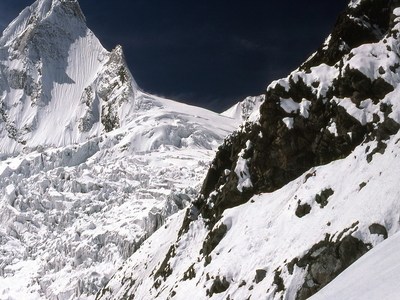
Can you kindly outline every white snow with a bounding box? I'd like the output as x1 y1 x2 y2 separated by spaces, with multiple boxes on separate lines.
280 98 311 118
268 78 290 92
348 0 362 8
327 121 338 136
335 98 383 125
322 34 332 50
280 98 299 113
282 117 294 129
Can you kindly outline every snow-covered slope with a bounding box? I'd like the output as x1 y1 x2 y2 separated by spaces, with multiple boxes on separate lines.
97 1 400 299
0 1 243 299
97 129 400 299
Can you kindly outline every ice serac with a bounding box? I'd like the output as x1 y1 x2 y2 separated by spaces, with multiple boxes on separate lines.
0 1 242 299
97 1 400 299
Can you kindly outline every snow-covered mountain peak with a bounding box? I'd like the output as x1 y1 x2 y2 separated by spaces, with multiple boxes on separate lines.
0 0 85 49
0 0 243 156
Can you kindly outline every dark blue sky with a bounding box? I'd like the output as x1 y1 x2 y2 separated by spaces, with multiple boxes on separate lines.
1 0 349 112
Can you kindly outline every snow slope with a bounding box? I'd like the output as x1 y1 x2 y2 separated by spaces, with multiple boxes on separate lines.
0 0 243 299
97 119 400 300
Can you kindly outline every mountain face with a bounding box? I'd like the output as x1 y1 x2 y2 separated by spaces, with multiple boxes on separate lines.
97 1 400 299
0 1 245 299
0 0 231 155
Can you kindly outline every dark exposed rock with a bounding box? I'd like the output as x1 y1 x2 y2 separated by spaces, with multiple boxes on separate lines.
204 255 212 267
294 233 371 300
154 245 176 282
207 276 230 296
101 103 120 132
359 182 367 190
273 270 285 295
201 224 228 257
389 63 400 73
366 141 387 162
375 117 400 141
304 170 316 183
295 202 312 218
369 223 388 239
315 188 334 208
182 264 196 281
254 269 267 284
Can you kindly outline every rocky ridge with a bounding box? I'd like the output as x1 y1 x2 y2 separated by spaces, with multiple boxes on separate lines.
196 0 400 226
